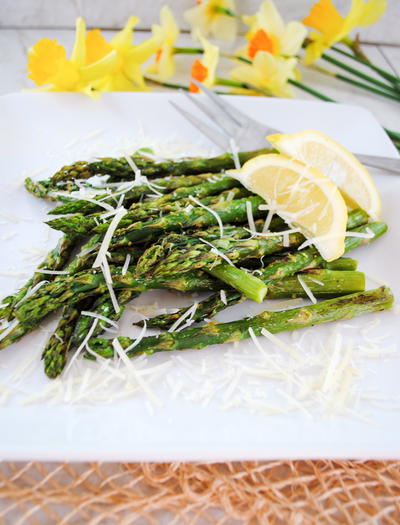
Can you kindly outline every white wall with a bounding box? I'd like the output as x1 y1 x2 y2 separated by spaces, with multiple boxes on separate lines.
1 0 399 44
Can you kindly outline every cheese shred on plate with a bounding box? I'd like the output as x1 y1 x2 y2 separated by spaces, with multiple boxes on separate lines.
189 196 224 238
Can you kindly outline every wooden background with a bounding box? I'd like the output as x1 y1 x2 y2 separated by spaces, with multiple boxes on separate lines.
1 0 399 44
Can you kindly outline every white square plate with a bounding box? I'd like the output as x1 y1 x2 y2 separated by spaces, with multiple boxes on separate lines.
0 93 399 462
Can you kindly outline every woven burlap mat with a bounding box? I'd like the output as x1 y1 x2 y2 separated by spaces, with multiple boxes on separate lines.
0 460 399 524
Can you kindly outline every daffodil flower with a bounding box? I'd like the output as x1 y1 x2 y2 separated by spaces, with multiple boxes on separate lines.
230 51 297 98
189 33 220 92
146 6 180 81
27 18 118 94
240 0 307 59
28 16 162 94
303 0 386 64
184 0 238 42
85 16 162 91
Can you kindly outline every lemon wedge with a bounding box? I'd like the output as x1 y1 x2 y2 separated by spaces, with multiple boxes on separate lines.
231 154 348 261
268 129 381 219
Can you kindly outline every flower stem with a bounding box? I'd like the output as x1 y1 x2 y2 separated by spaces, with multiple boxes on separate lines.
212 6 238 17
320 52 400 98
145 77 189 91
173 46 252 64
334 73 400 102
215 77 274 96
288 79 335 102
173 46 203 55
341 36 370 61
332 45 400 88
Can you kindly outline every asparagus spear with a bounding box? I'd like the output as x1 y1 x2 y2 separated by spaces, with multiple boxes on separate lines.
134 221 269 276
108 196 266 248
43 287 138 379
72 289 137 347
209 264 268 303
88 287 394 358
46 186 250 236
258 222 386 281
50 148 272 184
135 208 368 278
0 234 77 322
148 232 309 278
13 218 383 330
126 175 242 212
10 268 219 331
24 178 80 202
141 222 385 328
7 220 387 342
324 258 357 271
42 303 88 379
47 174 211 214
144 269 366 329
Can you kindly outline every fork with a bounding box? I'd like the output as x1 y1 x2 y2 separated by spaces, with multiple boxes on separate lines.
170 79 400 175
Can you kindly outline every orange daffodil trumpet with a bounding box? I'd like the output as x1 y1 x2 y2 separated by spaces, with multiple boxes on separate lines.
28 16 162 94
189 33 220 92
184 0 238 42
230 0 304 98
27 18 118 94
240 0 307 60
147 6 180 81
303 0 387 64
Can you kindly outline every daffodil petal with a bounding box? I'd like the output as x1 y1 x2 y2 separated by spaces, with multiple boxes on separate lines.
184 5 209 38
160 5 180 44
49 57 80 90
128 35 162 63
70 17 87 67
231 51 296 98
280 21 308 56
146 43 176 81
211 15 238 42
80 49 118 82
303 32 328 64
111 16 139 51
342 0 386 36
197 32 219 86
303 0 344 40
258 0 285 36
86 29 113 64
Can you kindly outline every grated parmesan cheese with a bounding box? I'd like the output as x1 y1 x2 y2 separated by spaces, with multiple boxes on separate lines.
198 238 235 267
246 200 256 234
92 207 127 268
189 196 224 238
168 302 198 333
297 275 317 304
121 254 131 276
36 269 70 275
220 290 227 305
229 138 241 169
81 311 119 329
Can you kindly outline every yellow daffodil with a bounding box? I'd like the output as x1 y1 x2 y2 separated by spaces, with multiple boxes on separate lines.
27 18 118 94
184 0 238 42
240 0 307 59
85 16 162 91
303 0 386 64
189 33 219 92
230 51 297 98
28 16 162 94
146 6 180 81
